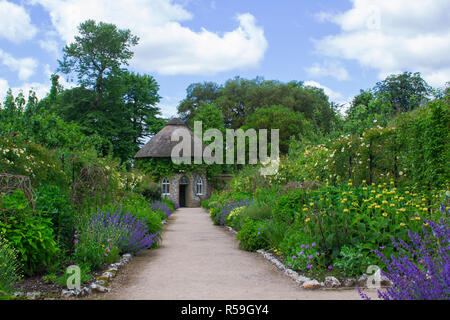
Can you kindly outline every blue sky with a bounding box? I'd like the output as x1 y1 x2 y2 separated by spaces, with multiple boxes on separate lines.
1 0 449 117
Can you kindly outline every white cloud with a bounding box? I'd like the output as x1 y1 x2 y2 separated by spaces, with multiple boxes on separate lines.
32 0 268 75
0 0 38 43
305 60 349 81
0 50 38 80
0 78 9 99
304 80 350 106
39 39 61 56
158 96 180 118
315 0 450 87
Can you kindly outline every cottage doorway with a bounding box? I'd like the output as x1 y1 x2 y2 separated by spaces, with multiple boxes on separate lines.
179 176 189 207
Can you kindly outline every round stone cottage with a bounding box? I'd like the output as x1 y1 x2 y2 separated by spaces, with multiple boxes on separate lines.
134 118 211 207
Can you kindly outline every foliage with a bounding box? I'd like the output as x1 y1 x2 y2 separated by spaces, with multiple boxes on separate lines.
334 244 375 277
0 233 22 295
360 203 450 300
226 206 245 231
276 98 449 191
236 217 268 252
373 72 432 113
240 205 272 222
178 76 339 138
191 103 225 134
0 191 59 275
151 199 175 219
36 185 75 251
58 19 139 108
210 197 252 226
243 105 314 153
74 207 159 269
394 98 449 189
284 241 326 276
0 134 68 188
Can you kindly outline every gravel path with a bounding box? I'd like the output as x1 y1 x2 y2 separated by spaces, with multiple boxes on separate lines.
92 207 377 300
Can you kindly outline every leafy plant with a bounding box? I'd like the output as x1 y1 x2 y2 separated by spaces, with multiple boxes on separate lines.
0 191 59 275
236 218 268 252
0 234 22 295
36 185 75 251
334 244 376 277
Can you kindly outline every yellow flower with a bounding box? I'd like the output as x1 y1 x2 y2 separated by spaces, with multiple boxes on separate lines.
400 223 406 227
382 212 388 217
382 200 388 205
363 187 368 191
303 207 309 212
309 202 314 207
343 209 349 213
305 218 311 223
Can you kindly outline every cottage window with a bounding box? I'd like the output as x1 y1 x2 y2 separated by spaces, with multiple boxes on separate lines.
196 178 203 195
162 178 170 195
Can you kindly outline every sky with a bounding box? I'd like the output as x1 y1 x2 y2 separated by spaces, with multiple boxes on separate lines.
0 0 449 117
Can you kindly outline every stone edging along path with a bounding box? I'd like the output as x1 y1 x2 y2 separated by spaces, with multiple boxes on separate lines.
60 219 169 299
225 226 392 291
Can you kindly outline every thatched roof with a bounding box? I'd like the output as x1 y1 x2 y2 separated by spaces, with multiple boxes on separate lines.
134 118 213 159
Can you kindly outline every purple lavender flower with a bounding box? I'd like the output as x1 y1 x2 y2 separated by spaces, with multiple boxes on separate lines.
360 202 450 300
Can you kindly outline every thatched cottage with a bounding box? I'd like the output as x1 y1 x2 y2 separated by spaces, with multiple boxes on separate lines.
134 118 211 207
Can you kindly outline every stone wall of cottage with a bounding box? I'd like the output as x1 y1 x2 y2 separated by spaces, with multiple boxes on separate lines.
162 172 210 207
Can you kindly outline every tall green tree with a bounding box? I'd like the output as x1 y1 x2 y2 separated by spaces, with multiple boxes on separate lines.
177 76 338 134
374 72 431 113
58 19 139 110
243 105 313 153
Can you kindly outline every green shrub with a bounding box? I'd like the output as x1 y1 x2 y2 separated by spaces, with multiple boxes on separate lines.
122 198 163 236
333 244 377 277
0 191 59 275
73 227 120 269
162 197 176 211
0 234 22 295
0 134 68 188
236 218 269 252
274 189 305 223
36 185 75 251
278 228 311 258
140 182 162 201
240 205 272 221
261 220 288 250
226 206 245 231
